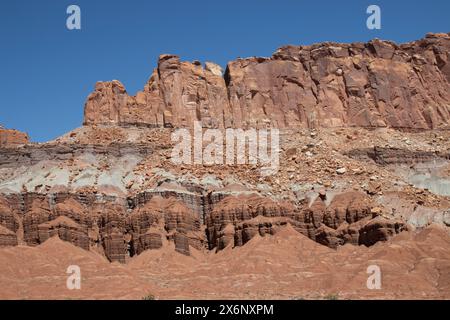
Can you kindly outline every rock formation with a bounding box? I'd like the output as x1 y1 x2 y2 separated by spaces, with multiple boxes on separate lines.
0 33 449 264
0 195 18 247
0 128 29 146
1 31 450 301
84 33 450 130
206 192 407 250
128 196 201 258
0 225 17 247
206 194 296 249
37 216 89 250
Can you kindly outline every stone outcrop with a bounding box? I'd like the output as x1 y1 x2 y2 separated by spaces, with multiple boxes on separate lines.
205 194 296 250
0 132 443 260
98 203 128 263
0 198 18 234
314 216 408 248
174 232 190 256
23 198 52 246
301 192 408 248
0 187 422 260
22 198 92 249
1 189 205 262
104 194 204 261
0 194 18 247
358 217 409 246
0 143 154 168
128 196 201 257
0 128 29 147
132 182 204 224
1 33 450 277
205 191 408 251
84 33 450 130
37 216 89 250
128 200 163 256
0 225 17 247
346 146 450 166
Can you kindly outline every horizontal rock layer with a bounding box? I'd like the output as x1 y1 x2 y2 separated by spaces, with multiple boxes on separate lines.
0 191 204 262
206 192 407 250
345 146 450 165
0 225 18 247
0 143 154 168
84 33 450 130
0 187 409 261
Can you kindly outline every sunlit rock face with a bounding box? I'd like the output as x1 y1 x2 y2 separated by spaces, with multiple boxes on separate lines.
84 33 450 130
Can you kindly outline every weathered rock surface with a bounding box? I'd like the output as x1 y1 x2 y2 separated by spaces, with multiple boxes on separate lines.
3 186 413 260
84 33 450 130
205 191 407 251
2 224 449 299
2 34 450 266
174 232 190 256
97 203 128 263
206 194 295 250
1 124 449 262
346 146 450 165
0 225 17 247
23 198 52 246
0 128 29 147
0 197 18 233
2 31 450 301
37 216 89 250
21 198 90 249
0 198 18 247
128 196 202 257
358 216 409 246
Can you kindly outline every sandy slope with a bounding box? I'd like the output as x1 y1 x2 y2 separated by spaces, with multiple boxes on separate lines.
0 225 449 300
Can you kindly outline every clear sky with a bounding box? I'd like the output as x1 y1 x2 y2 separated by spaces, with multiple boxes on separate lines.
1 0 449 142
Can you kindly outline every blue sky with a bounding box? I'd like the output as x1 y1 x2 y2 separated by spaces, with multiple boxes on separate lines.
0 0 449 142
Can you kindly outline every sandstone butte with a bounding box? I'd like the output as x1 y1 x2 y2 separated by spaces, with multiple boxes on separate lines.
84 32 450 130
0 33 450 300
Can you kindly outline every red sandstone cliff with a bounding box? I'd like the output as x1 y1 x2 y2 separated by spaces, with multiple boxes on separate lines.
84 33 450 130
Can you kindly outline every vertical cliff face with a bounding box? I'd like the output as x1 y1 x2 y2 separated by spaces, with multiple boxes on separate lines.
84 33 450 130
83 55 231 129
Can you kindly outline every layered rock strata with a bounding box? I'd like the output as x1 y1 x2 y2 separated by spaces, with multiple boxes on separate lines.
0 187 410 261
84 33 450 130
206 192 407 250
